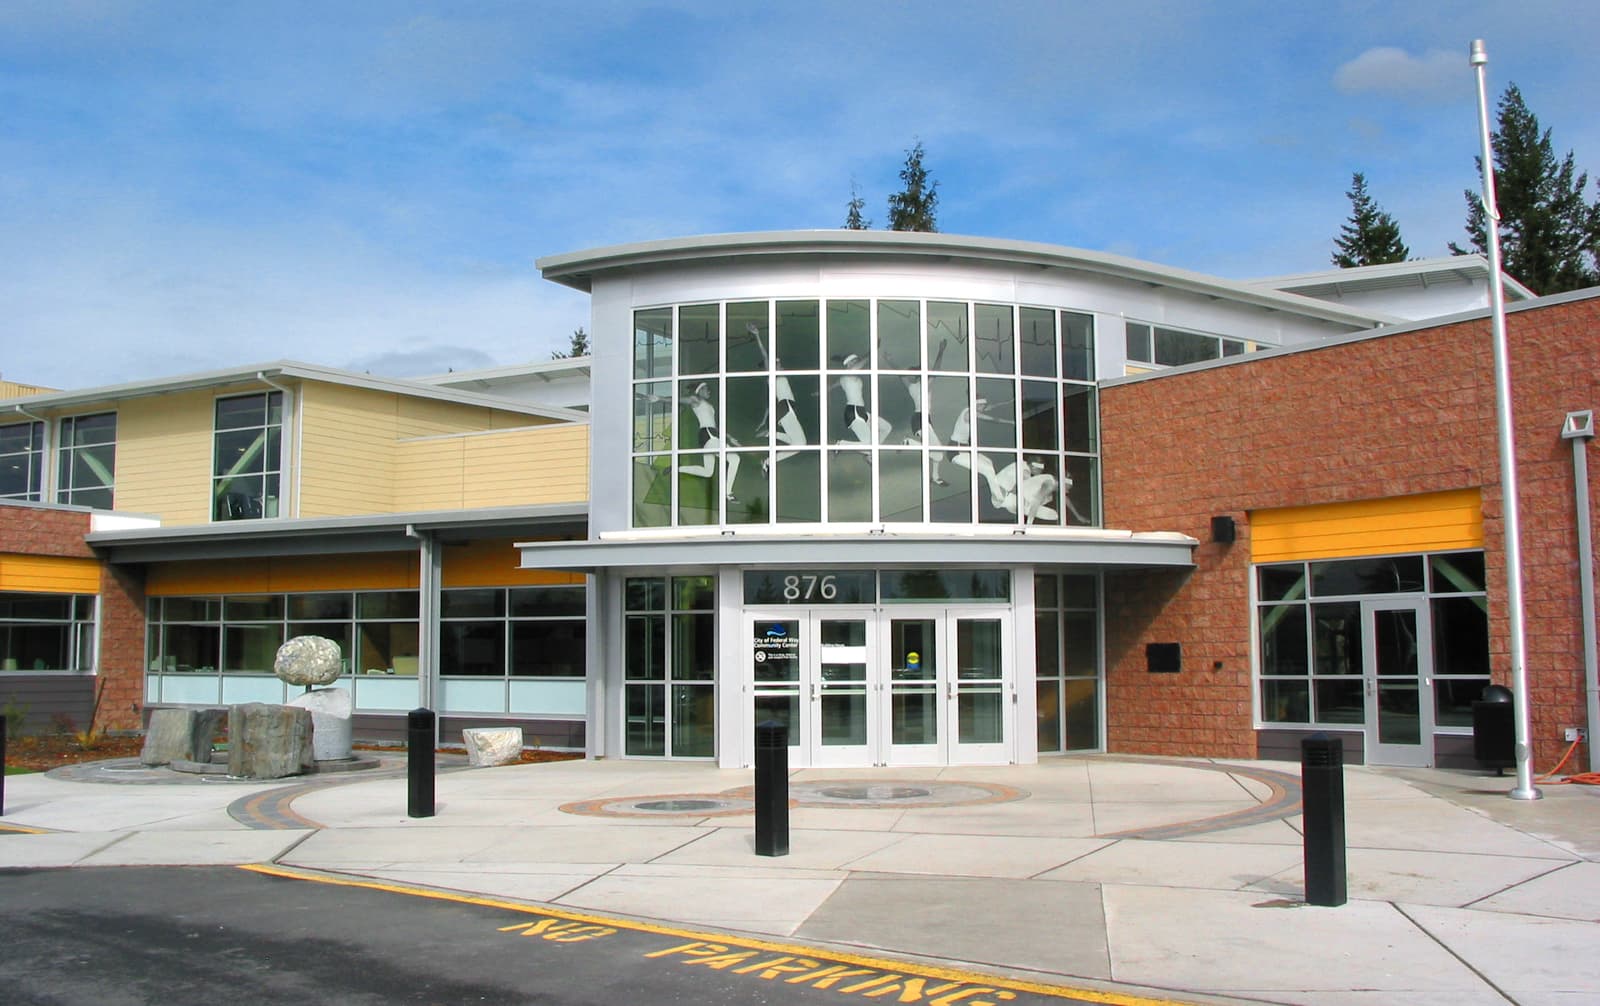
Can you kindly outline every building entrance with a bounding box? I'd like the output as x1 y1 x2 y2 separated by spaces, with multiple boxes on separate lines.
746 608 1013 767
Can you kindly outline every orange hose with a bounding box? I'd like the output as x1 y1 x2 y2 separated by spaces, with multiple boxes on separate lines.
1537 739 1600 784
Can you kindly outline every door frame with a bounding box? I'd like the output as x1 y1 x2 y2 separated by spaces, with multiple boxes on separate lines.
1361 597 1435 767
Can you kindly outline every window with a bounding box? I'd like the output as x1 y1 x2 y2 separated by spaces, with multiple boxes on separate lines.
439 586 587 679
1034 574 1100 752
1255 550 1489 730
0 421 44 501
214 391 283 520
629 298 1100 530
57 412 116 508
1 592 95 672
1125 322 1249 368
624 575 715 757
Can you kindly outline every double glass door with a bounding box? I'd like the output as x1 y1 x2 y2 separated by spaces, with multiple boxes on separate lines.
748 609 1011 767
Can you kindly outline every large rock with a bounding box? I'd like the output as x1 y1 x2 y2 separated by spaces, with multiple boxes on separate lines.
228 703 315 779
462 727 524 767
140 707 226 766
274 635 343 687
287 687 354 761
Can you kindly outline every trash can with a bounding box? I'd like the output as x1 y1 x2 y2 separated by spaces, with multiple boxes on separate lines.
1472 684 1515 775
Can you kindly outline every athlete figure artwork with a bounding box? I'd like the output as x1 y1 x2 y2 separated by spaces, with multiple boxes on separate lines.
835 354 891 445
750 323 808 474
947 398 1011 496
640 383 741 503
989 459 1060 524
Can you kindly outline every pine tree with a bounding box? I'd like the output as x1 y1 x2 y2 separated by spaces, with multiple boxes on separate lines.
844 179 870 229
1449 83 1600 294
552 327 589 360
886 140 939 232
1331 172 1410 268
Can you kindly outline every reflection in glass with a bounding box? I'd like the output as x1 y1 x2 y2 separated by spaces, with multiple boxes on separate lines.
827 299 870 364
1376 682 1421 744
1019 307 1056 377
878 300 920 369
974 378 1016 448
776 300 820 370
672 684 716 756
634 309 673 380
626 684 666 755
678 304 720 375
1430 552 1486 594
826 450 872 522
974 304 1014 374
1263 678 1310 722
1312 603 1360 675
1036 678 1061 750
892 689 938 745
926 301 968 371
1259 604 1309 675
1061 385 1097 454
1061 312 1094 381
1311 556 1425 596
878 449 924 522
726 301 767 372
632 456 672 528
1062 678 1097 750
1314 678 1364 723
775 451 821 522
958 689 1004 743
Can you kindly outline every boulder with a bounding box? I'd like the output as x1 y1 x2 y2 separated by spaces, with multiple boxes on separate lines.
462 727 524 767
140 707 225 766
273 635 343 687
287 687 354 761
227 703 315 779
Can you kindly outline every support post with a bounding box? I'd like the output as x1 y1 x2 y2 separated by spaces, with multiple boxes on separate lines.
1301 734 1347 907
754 720 789 857
1 715 7 816
407 707 436 819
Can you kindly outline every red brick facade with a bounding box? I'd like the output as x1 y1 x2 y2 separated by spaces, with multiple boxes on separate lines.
1100 293 1600 768
1 503 146 733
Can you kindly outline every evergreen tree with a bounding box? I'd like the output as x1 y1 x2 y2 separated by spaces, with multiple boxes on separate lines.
552 327 589 359
886 140 939 232
1331 172 1410 267
1449 83 1600 294
844 179 870 230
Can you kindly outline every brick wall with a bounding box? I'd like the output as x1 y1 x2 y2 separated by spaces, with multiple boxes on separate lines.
1100 293 1600 767
0 504 95 559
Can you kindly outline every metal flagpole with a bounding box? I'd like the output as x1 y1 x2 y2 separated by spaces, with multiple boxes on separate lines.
1470 38 1540 800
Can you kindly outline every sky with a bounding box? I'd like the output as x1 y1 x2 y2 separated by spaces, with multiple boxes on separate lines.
3 1 1597 390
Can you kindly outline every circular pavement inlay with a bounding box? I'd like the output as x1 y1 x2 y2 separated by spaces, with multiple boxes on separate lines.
818 785 932 801
634 799 725 812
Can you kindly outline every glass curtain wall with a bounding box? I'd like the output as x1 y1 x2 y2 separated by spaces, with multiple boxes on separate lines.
631 300 1097 529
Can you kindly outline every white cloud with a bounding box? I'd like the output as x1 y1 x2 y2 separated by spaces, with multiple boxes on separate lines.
1334 47 1462 102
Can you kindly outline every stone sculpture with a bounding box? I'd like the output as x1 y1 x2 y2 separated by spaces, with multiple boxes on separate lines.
274 634 354 762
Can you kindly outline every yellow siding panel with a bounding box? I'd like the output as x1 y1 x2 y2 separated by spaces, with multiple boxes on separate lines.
298 383 400 516
112 390 216 525
147 553 418 595
393 425 589 511
1251 489 1484 563
441 538 585 587
0 554 101 593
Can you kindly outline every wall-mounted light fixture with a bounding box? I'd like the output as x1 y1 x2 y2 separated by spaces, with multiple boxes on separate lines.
1210 515 1236 544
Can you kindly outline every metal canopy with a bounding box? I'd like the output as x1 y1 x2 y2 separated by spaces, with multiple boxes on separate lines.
516 529 1197 573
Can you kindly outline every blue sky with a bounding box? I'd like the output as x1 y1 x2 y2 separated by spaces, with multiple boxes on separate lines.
4 1 1597 389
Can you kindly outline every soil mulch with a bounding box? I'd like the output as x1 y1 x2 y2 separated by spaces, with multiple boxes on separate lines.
4 734 581 773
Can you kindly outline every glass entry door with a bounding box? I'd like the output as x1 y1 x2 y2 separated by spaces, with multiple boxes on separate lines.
1363 599 1434 767
748 608 1012 767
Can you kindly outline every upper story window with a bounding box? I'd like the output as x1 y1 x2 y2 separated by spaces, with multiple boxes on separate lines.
213 391 283 521
0 421 44 501
1125 322 1247 368
56 412 116 509
630 298 1098 530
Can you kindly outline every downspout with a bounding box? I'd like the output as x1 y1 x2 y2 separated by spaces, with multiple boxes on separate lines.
405 523 441 745
1561 411 1598 772
256 372 296 518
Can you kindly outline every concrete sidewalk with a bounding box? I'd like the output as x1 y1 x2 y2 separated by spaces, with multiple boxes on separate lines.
3 754 1597 1005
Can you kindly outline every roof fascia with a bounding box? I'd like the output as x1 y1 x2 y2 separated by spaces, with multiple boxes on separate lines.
537 231 1399 329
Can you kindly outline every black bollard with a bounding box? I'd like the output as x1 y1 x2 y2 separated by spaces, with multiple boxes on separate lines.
754 720 789 857
407 707 436 819
1301 733 1347 907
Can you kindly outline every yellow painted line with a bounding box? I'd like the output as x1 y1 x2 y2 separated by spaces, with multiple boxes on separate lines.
238 862 1195 1006
0 823 51 835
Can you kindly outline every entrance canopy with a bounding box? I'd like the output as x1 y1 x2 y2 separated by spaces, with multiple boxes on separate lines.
517 527 1196 572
